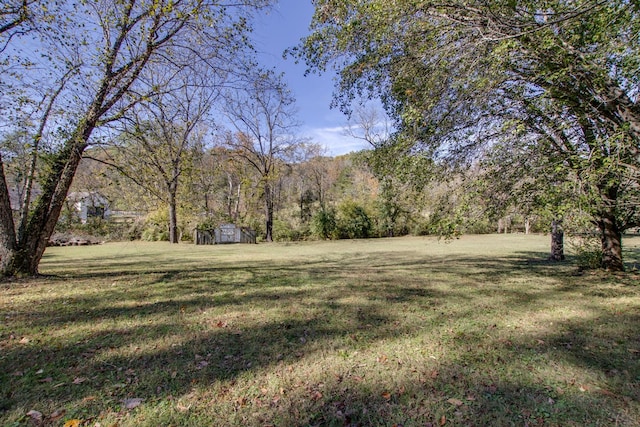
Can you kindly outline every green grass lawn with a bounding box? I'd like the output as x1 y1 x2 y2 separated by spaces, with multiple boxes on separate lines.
1 234 639 426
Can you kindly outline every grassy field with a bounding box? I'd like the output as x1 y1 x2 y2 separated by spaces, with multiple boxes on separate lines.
1 234 639 426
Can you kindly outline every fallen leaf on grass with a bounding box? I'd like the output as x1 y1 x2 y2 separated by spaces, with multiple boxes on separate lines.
49 409 66 421
122 398 144 409
26 410 43 422
39 377 53 383
63 420 81 427
447 398 464 406
381 392 392 401
176 402 191 413
440 414 447 425
72 377 87 384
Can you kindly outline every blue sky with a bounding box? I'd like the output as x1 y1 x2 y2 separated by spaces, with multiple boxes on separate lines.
253 0 370 156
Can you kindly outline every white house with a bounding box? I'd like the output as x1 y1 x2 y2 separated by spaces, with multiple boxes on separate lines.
67 192 111 223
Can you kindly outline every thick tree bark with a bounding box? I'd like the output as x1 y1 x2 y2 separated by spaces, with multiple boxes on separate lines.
594 183 625 271
1 120 94 276
549 219 565 262
264 181 273 242
168 186 179 244
0 156 18 275
597 211 624 271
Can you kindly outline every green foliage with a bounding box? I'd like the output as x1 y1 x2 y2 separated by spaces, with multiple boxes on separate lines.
310 207 338 240
273 218 309 242
463 217 495 235
426 210 463 239
80 218 145 242
244 216 265 242
569 234 604 270
124 219 144 241
55 202 82 232
141 209 170 242
336 200 372 239
299 0 640 270
196 216 218 231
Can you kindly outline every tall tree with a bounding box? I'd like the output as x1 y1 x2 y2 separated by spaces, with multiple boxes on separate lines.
110 67 218 243
298 0 640 270
221 69 301 242
0 0 272 276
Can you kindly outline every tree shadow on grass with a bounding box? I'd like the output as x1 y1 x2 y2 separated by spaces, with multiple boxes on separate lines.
2 247 639 425
251 309 640 427
1 296 403 420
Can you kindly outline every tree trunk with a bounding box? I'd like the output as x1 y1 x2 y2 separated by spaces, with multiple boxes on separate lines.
595 183 625 271
597 211 624 271
549 219 565 261
525 217 531 235
1 121 94 276
264 182 273 242
0 156 18 276
168 188 179 244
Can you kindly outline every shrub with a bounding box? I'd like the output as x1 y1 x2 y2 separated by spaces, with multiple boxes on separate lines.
141 209 169 242
337 201 372 239
569 234 603 270
273 219 308 242
311 207 338 240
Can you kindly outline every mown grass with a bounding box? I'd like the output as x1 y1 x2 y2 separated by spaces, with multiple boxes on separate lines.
1 234 639 426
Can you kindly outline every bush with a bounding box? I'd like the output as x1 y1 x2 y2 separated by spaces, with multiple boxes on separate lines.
196 216 218 231
141 209 169 242
337 201 372 239
569 234 603 270
124 219 144 241
55 212 143 242
311 207 337 240
273 219 307 241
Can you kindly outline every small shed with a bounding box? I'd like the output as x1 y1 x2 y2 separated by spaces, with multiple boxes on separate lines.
67 192 111 223
194 223 256 245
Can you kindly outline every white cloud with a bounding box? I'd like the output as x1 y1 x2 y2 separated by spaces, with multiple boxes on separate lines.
305 125 370 156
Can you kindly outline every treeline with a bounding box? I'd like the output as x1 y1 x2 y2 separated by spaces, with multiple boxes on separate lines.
62 145 553 243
